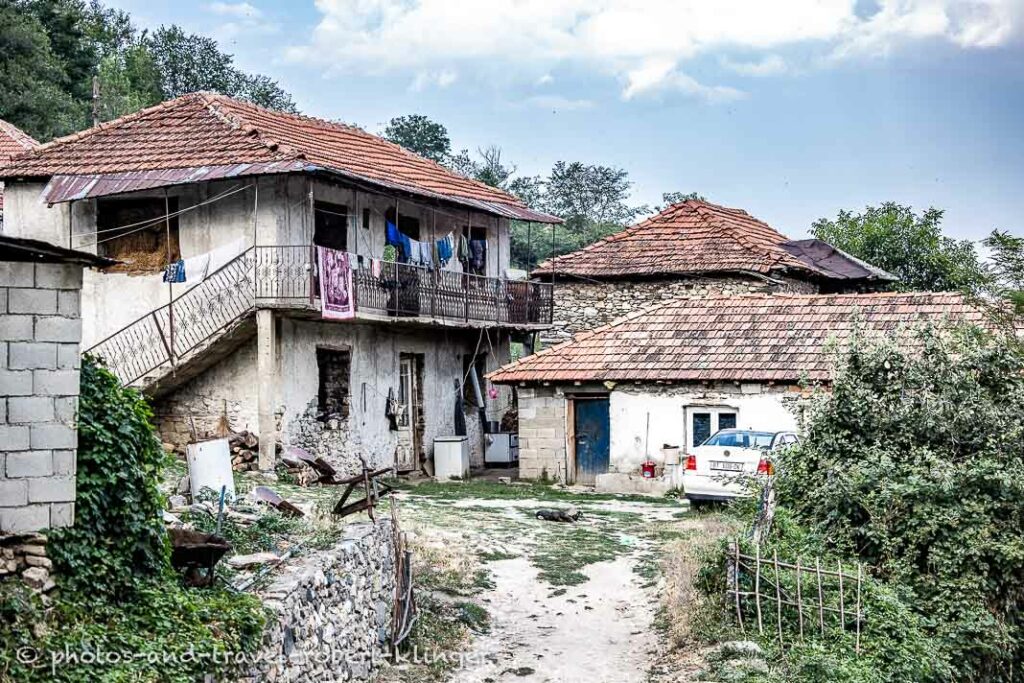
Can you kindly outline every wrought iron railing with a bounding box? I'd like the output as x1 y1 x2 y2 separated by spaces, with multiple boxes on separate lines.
87 245 553 386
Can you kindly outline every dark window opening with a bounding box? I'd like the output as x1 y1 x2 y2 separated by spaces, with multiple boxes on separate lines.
462 353 488 408
718 413 737 430
463 225 487 275
96 197 180 273
314 201 348 251
385 207 420 240
316 347 351 422
362 208 371 230
692 412 711 447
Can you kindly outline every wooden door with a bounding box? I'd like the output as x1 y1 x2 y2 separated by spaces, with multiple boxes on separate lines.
574 397 610 485
396 355 422 472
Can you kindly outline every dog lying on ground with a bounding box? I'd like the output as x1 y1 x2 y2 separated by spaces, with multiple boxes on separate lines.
535 506 582 523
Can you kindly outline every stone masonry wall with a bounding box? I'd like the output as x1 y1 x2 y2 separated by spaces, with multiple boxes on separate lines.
544 274 819 344
516 386 567 482
0 261 82 534
241 518 396 683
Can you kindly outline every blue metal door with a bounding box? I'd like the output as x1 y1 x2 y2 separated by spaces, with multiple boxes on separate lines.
574 398 610 485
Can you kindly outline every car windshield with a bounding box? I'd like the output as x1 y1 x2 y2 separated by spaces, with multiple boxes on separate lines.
702 430 775 448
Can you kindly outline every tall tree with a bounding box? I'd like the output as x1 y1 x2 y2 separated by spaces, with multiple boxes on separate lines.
811 202 986 293
983 229 1024 315
383 114 451 163
0 0 80 139
543 161 647 240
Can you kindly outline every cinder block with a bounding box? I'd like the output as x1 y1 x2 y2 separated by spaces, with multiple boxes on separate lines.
0 263 34 288
9 342 57 369
52 450 76 476
0 288 7 314
57 290 80 316
0 479 28 507
0 315 33 341
0 370 33 395
33 370 80 396
34 264 82 289
0 505 50 534
8 288 57 315
5 451 53 478
7 397 54 424
53 397 78 423
31 424 76 449
34 317 82 343
28 476 75 503
0 425 30 450
57 343 81 369
50 502 74 528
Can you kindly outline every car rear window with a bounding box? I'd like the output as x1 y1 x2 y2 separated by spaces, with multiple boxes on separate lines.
703 431 775 448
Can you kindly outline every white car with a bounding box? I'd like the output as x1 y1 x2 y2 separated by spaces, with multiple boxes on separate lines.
682 429 798 503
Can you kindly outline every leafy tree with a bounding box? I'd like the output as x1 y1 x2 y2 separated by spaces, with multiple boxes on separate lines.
656 191 706 211
383 114 451 162
0 0 80 139
811 203 986 293
543 161 647 238
777 323 1024 681
983 230 1024 311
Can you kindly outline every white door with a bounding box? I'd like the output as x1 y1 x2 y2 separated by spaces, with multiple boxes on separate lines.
685 406 738 451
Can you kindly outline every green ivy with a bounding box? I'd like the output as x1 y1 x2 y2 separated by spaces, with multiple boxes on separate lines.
48 356 170 597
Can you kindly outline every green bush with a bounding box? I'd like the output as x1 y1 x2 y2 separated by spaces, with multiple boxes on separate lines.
777 324 1024 681
48 356 170 597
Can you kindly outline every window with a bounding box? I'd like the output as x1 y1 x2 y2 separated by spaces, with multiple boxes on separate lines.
314 201 348 251
96 197 179 273
316 348 351 421
692 412 712 447
385 207 420 239
687 407 738 450
703 431 775 448
718 413 737 430
462 353 488 407
463 226 487 275
362 208 371 230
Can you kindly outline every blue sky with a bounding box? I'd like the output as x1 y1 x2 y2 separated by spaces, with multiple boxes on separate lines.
108 1 1024 243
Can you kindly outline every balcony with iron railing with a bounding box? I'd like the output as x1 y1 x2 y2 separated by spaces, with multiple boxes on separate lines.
87 245 553 387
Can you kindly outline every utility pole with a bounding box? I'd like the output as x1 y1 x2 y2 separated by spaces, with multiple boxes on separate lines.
91 75 100 127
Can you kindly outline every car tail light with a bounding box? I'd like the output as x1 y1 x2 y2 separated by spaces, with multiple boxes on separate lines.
757 457 774 476
685 454 697 471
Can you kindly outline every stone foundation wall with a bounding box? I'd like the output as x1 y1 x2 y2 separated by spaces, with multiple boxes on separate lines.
241 518 396 682
544 275 818 344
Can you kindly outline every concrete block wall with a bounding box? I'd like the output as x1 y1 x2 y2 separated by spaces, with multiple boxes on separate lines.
0 261 82 534
516 386 568 482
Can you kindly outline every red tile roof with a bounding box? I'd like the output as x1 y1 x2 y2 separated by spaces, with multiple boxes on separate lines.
532 200 817 279
0 119 38 212
489 291 984 384
0 93 550 219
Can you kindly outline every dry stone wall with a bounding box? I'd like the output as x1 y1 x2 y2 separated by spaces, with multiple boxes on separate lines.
544 274 818 343
241 518 395 683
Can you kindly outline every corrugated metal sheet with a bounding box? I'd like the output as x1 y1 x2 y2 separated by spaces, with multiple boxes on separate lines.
41 162 563 224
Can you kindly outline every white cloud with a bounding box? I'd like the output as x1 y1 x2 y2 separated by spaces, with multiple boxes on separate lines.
722 54 789 77
410 69 458 91
287 0 1022 101
522 95 595 110
207 2 263 18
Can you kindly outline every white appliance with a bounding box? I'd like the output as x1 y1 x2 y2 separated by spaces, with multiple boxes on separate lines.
186 438 235 501
485 433 519 466
434 436 470 481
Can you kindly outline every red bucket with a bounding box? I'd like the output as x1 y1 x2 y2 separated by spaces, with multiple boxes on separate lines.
641 460 656 478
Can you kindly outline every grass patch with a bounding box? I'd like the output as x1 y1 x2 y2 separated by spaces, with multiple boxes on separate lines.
479 549 519 562
400 480 682 507
455 601 491 633
530 526 629 586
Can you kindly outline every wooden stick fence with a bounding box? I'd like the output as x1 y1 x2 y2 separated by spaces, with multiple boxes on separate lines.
727 541 865 653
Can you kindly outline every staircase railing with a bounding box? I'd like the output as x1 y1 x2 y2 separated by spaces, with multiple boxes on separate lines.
87 249 257 386
87 246 555 386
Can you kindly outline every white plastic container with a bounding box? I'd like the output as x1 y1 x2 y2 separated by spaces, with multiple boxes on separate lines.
186 438 235 501
434 436 470 481
662 445 681 466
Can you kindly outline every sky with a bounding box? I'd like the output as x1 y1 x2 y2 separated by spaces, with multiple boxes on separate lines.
106 0 1024 243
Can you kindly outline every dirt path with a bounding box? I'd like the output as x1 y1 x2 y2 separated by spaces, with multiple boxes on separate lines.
387 482 711 683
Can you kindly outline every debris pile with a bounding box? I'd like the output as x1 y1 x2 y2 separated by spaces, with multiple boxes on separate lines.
0 534 55 593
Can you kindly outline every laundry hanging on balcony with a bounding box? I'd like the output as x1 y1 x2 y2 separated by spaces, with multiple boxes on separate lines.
317 246 355 320
436 232 454 267
385 220 412 264
161 237 248 283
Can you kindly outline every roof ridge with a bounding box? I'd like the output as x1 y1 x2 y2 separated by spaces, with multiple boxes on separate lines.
0 119 38 151
203 93 527 208
198 93 302 161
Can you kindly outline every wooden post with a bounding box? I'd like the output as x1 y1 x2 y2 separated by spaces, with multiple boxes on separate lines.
164 190 176 371
838 559 846 629
755 543 764 635
816 557 825 634
795 556 804 641
308 188 316 306
773 549 784 647
733 541 744 633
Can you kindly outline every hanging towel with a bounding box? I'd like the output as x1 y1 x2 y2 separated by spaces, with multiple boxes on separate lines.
206 237 248 275
181 252 211 282
163 259 185 283
418 240 434 269
457 234 469 264
436 232 453 267
370 258 383 278
317 246 355 320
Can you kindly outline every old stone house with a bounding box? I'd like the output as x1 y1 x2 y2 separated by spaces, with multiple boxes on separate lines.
489 292 980 485
532 199 895 344
0 119 39 232
0 235 112 539
0 93 558 476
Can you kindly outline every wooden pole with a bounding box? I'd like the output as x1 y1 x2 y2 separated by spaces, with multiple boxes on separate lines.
816 557 825 634
796 556 804 641
164 190 176 371
855 563 863 653
755 543 763 635
838 559 846 630
773 549 784 647
733 541 744 633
